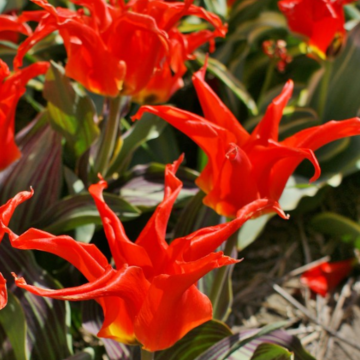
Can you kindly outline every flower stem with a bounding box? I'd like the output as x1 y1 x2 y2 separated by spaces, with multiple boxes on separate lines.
94 95 125 177
208 230 237 321
141 348 155 360
258 58 276 108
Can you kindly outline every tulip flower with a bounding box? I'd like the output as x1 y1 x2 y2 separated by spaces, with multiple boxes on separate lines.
0 59 49 170
0 13 32 43
0 187 34 309
14 0 226 99
278 0 355 58
3 156 286 351
301 258 356 297
133 63 360 218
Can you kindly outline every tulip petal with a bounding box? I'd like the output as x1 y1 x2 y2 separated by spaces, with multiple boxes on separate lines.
0 189 34 241
0 273 7 310
0 14 32 37
14 265 150 345
135 155 183 273
135 252 233 351
7 228 108 281
270 118 360 199
174 198 287 261
133 105 235 194
251 80 293 143
192 63 249 145
89 180 153 271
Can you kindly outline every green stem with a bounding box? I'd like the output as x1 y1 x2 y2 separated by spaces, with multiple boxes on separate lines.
258 58 276 107
141 348 155 360
317 60 333 121
94 95 123 176
208 231 237 320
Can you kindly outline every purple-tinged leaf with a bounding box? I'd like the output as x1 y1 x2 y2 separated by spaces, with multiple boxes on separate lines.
34 192 140 238
115 162 198 210
0 114 62 233
194 325 315 360
0 240 72 360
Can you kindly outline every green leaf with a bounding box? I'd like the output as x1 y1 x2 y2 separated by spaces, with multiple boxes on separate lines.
155 320 232 360
250 343 293 360
311 212 360 248
0 0 27 12
307 23 360 177
0 292 28 360
107 112 166 177
196 52 258 116
43 61 100 158
35 193 141 237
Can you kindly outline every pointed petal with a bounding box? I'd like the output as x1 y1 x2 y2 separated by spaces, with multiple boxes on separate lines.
7 228 108 281
0 14 32 36
270 117 360 199
133 105 235 194
135 155 183 272
13 265 149 306
0 189 34 241
282 118 360 149
173 199 287 261
89 179 153 271
251 80 293 143
192 62 249 145
249 140 320 198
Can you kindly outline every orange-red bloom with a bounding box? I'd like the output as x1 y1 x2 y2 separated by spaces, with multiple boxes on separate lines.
0 13 32 43
301 258 355 297
133 64 360 218
0 188 34 309
3 156 285 351
15 0 226 99
0 60 49 170
278 0 355 58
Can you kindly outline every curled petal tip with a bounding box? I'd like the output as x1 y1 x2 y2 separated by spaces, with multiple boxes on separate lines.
271 202 289 220
97 173 105 181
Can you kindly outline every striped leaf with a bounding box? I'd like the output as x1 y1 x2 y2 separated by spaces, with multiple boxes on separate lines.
155 320 232 360
34 192 141 237
194 327 315 360
0 240 72 360
0 115 62 233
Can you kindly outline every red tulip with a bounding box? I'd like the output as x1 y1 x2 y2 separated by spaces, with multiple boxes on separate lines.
0 13 32 44
4 156 286 351
133 63 360 218
0 60 49 171
301 258 355 297
15 0 226 99
278 0 355 58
